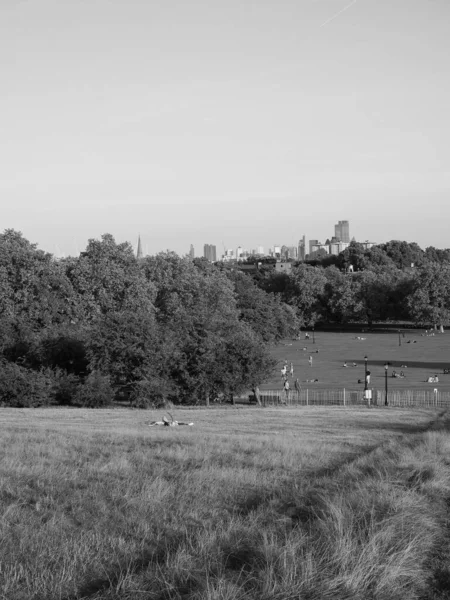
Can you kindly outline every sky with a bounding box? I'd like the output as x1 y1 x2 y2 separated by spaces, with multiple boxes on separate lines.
1 0 449 257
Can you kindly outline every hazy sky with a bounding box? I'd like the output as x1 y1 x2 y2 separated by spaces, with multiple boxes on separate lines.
1 0 449 257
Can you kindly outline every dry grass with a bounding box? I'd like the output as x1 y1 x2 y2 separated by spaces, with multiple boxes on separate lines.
1 406 450 599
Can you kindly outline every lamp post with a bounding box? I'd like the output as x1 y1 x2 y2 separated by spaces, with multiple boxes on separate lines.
312 326 315 344
384 363 389 406
364 355 368 393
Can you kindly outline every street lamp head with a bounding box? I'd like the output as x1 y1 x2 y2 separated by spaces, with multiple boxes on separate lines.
364 355 368 362
384 363 389 371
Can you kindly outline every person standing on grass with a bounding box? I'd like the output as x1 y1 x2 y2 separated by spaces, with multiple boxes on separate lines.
283 379 290 402
290 362 294 378
252 386 262 406
294 378 301 393
309 355 313 367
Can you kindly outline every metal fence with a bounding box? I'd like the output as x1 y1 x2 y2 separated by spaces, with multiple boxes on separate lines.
258 389 450 409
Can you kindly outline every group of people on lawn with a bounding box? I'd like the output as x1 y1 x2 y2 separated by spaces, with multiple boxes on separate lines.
280 360 302 399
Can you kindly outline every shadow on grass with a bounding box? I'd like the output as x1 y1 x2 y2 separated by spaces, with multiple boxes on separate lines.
346 418 437 435
61 531 200 600
303 411 444 482
347 360 450 370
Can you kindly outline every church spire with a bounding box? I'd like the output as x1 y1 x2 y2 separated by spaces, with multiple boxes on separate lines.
136 235 143 260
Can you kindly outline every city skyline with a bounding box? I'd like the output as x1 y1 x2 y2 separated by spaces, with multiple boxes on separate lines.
1 0 449 257
4 217 448 260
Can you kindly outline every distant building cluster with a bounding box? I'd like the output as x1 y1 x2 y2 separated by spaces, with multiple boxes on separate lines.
139 219 376 262
201 220 374 263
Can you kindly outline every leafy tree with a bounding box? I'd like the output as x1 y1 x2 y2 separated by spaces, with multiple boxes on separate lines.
407 263 450 330
424 246 450 265
65 233 156 321
210 324 276 400
225 270 298 342
363 247 397 273
322 266 363 323
380 240 425 269
258 271 291 296
142 253 274 403
0 230 77 348
307 248 328 261
74 371 115 407
33 328 89 376
336 241 367 272
351 271 395 325
284 264 327 326
51 369 81 406
86 309 169 403
0 359 54 407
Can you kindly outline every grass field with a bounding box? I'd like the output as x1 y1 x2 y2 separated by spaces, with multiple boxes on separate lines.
2 406 450 599
263 329 450 392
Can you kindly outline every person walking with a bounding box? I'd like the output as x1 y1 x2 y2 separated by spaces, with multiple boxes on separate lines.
294 378 301 393
309 355 313 367
290 362 294 378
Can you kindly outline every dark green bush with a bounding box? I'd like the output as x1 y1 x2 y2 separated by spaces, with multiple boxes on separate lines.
0 360 54 407
129 378 169 409
74 371 115 407
51 368 81 406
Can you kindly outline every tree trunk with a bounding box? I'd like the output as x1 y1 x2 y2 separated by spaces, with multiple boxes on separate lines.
440 324 445 333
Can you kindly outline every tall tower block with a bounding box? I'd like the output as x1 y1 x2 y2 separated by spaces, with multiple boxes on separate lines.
136 235 143 260
334 221 350 243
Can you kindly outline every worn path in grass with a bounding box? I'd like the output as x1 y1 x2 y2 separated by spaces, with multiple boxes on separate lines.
265 329 450 392
0 406 447 600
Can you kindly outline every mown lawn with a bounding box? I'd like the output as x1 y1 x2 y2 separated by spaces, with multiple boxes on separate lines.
1 406 450 599
264 329 450 392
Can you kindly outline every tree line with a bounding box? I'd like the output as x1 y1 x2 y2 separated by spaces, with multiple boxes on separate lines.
0 230 295 407
252 240 450 329
1 231 449 408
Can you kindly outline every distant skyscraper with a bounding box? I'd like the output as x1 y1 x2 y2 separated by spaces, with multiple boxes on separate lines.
189 244 195 259
298 235 306 261
309 239 319 255
334 221 350 243
136 235 143 260
203 244 217 262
